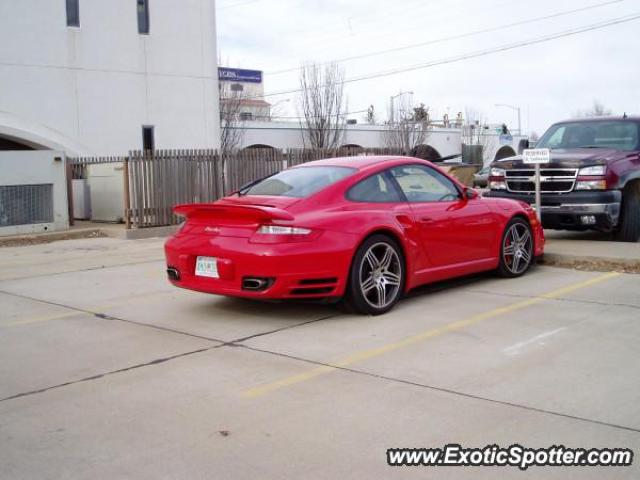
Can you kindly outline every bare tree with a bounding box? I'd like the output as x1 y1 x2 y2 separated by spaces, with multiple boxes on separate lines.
384 95 430 154
218 81 248 191
461 107 491 147
461 107 492 165
219 82 247 155
576 100 612 118
297 62 346 150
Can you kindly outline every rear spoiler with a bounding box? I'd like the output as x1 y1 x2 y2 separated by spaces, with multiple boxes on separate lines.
173 203 294 222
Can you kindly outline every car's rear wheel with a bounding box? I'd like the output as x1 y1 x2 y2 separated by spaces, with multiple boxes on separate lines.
343 235 405 315
615 182 640 242
497 217 534 278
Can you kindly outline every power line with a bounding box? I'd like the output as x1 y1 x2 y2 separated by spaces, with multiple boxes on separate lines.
218 0 264 11
267 0 624 75
248 12 640 100
259 0 450 53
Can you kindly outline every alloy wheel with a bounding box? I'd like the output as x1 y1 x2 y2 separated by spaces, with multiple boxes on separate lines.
502 222 533 275
359 242 402 309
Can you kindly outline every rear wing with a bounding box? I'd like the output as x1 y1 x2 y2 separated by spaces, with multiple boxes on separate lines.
173 203 294 222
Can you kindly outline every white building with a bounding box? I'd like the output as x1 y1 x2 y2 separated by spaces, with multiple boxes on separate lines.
0 0 220 156
218 67 271 121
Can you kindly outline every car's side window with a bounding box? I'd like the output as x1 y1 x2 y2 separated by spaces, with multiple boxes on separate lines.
390 165 460 203
347 172 403 203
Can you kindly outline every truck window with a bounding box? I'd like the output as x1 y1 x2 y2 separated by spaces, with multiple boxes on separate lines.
537 121 639 151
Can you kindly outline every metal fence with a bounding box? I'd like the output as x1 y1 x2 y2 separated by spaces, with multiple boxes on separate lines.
67 147 410 229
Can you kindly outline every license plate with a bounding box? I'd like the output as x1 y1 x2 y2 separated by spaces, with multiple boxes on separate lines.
195 256 219 278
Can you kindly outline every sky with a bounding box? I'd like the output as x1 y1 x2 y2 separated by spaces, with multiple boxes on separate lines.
215 0 640 136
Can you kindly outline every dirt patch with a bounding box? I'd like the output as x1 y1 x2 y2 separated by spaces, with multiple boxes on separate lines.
540 254 640 274
0 229 108 248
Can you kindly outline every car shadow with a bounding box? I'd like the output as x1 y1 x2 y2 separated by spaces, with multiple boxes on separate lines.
192 295 336 319
185 271 506 320
404 271 495 301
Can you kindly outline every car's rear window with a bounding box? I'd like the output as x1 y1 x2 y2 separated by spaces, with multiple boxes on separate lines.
537 121 639 151
241 166 356 198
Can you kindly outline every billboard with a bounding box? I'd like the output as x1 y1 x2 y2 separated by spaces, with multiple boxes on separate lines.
218 67 262 83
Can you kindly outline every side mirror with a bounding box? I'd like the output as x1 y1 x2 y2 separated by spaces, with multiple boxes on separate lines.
464 187 479 200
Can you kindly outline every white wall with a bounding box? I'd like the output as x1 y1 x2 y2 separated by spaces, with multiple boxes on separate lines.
235 122 527 164
0 151 69 236
235 122 463 158
0 0 220 156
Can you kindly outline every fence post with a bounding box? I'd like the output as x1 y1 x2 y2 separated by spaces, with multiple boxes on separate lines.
123 155 131 229
65 156 75 227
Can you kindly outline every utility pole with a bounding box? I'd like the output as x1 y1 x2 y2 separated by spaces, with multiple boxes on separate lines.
389 91 413 125
495 103 521 135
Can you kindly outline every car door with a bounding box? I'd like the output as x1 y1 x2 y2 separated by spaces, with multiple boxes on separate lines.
389 164 495 267
447 194 497 262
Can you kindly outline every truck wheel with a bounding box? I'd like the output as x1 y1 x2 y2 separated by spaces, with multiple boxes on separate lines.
615 182 640 242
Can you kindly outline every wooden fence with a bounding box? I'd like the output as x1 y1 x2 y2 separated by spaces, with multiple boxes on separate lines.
68 147 413 229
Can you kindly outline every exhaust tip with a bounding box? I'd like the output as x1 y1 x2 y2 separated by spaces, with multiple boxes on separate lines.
167 267 180 281
242 277 274 291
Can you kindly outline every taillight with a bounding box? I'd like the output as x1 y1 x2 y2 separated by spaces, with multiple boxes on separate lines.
249 225 321 243
257 225 312 235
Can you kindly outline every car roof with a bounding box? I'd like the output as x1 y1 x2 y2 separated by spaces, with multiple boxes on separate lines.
554 115 640 124
294 155 421 170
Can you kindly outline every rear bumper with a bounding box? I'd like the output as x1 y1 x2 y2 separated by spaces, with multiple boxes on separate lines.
485 190 621 230
164 231 355 299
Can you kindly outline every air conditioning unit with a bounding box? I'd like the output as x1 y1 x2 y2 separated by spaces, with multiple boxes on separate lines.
87 163 124 222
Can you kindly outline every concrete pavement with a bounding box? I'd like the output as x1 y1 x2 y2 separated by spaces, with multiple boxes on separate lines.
0 237 638 479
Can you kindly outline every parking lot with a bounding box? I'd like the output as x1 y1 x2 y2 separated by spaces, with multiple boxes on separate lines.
1 236 639 479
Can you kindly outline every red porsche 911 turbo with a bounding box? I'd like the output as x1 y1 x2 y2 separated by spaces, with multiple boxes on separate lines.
165 156 544 315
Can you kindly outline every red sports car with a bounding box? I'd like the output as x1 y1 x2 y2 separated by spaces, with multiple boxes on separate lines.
165 156 544 315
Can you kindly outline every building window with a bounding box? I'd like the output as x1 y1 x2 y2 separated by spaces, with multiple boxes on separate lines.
240 112 253 121
137 0 150 34
142 126 155 152
230 84 244 92
66 0 80 27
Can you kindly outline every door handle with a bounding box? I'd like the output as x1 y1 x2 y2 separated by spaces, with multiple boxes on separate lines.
420 217 435 224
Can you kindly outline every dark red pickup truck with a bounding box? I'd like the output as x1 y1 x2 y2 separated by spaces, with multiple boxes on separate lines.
485 116 640 241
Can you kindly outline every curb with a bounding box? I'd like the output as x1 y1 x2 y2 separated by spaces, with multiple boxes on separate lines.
0 229 108 248
122 225 179 240
540 253 640 274
0 225 178 247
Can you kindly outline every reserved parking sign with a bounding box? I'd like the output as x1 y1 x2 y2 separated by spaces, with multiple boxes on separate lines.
522 148 551 164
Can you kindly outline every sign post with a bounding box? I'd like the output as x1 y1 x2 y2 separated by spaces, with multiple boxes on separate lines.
522 148 551 221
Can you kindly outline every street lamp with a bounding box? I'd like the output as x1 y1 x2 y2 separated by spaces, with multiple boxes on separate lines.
269 98 290 120
495 103 521 135
390 91 413 124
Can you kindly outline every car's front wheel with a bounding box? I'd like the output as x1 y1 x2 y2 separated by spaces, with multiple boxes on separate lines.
497 217 534 278
344 234 405 315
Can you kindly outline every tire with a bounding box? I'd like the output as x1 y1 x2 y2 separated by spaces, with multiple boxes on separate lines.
615 182 640 242
497 217 534 278
343 234 405 315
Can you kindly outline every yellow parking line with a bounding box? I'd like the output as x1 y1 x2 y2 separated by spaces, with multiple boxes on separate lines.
243 272 620 399
3 310 81 327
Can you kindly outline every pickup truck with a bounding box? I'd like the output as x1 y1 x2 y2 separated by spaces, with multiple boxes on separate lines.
485 116 640 241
